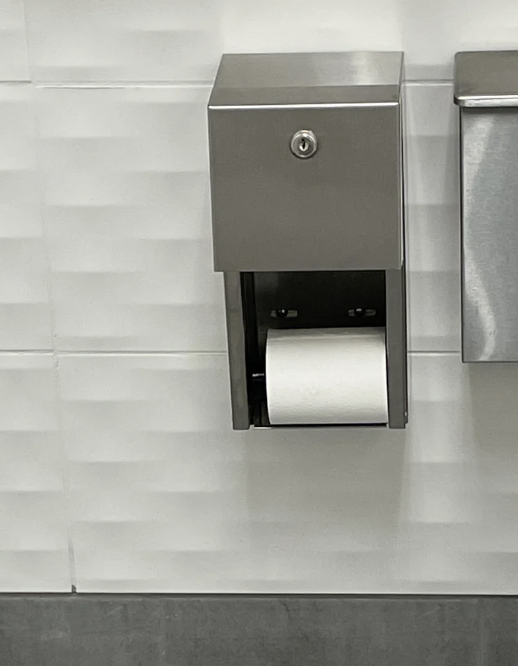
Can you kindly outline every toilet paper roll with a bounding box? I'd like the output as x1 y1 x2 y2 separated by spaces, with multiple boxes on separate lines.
266 327 388 425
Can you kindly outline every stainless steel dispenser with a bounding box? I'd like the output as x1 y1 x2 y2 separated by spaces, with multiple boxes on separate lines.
208 51 407 429
455 51 518 362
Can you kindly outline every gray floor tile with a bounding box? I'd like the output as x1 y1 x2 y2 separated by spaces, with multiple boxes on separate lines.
480 598 518 666
68 597 165 666
0 597 72 666
164 597 480 666
0 595 483 666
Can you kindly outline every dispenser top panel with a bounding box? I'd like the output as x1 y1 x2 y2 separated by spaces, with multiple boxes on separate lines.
209 52 403 109
455 51 518 108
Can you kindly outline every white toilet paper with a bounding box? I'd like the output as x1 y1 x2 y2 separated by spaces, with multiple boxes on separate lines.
266 327 388 425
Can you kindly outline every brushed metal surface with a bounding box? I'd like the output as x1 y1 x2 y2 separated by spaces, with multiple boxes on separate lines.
386 267 408 427
223 273 250 430
209 105 402 272
455 51 518 108
209 52 403 108
209 51 403 273
460 108 518 361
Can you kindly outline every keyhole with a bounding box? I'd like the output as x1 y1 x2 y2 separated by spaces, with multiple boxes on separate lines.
290 130 317 159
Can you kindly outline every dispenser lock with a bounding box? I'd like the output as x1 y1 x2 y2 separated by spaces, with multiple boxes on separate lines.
290 130 318 159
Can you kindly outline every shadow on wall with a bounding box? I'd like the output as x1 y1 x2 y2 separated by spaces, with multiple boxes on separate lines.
243 426 405 590
467 363 518 586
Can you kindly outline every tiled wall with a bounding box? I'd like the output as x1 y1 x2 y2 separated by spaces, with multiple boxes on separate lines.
2 0 518 593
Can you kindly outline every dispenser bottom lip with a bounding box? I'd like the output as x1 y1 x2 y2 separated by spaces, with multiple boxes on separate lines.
253 421 388 429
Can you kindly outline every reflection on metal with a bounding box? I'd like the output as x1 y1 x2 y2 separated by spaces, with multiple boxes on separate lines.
455 51 518 361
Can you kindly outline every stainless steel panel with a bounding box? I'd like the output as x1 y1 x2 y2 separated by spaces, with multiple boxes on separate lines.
209 103 402 272
460 108 518 361
223 273 250 429
385 267 407 427
209 52 403 108
455 51 518 108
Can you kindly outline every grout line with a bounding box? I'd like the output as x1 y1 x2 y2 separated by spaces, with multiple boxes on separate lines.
409 350 460 356
0 80 31 85
55 350 229 357
0 349 461 357
0 350 53 355
30 89 78 593
405 79 454 85
3 79 456 90
18 0 32 84
51 353 78 592
477 597 485 666
32 80 215 89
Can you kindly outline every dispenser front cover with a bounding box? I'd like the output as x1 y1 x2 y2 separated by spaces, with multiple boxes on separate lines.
209 103 403 273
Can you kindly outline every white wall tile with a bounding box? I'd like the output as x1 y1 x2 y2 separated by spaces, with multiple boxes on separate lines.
2 7 516 596
0 1 29 81
37 86 226 352
408 271 460 352
20 0 518 85
58 351 518 593
0 84 52 350
222 0 518 80
222 0 402 64
0 353 70 591
402 0 518 79
405 83 460 351
24 0 221 82
59 352 248 591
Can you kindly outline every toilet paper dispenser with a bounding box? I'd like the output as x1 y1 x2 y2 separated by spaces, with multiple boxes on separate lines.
208 51 408 429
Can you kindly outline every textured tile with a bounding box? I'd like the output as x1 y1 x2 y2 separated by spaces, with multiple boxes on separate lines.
408 270 460 352
58 352 249 592
24 0 221 82
57 351 518 593
402 0 518 79
0 1 29 81
222 0 402 66
58 352 404 592
405 84 460 352
37 86 225 352
23 0 518 83
405 84 458 209
0 84 52 351
0 354 70 591
222 0 518 80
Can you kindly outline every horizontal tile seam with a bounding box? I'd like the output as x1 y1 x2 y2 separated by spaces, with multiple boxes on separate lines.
0 79 455 90
55 350 229 357
33 81 215 89
0 350 53 355
0 350 461 358
0 592 494 599
405 79 454 86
